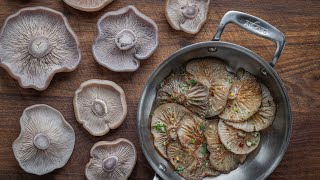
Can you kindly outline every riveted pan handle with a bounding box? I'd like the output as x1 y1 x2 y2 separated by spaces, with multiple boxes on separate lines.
213 11 285 67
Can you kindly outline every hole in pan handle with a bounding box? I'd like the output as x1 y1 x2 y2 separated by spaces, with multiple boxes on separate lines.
212 11 285 67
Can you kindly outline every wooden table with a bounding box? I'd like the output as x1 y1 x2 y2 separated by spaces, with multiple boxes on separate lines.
0 0 319 179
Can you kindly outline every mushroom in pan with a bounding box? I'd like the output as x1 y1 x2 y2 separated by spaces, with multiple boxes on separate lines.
74 79 127 136
151 103 194 158
204 119 221 145
186 58 234 117
225 84 276 132
157 73 209 117
93 5 159 72
218 120 260 155
12 104 75 175
85 139 136 180
63 0 113 12
165 0 210 34
0 7 81 91
219 70 262 122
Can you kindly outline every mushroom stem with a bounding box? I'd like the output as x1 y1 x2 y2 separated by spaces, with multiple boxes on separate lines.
102 156 118 172
33 133 50 150
181 4 199 19
115 29 137 50
92 99 108 117
28 36 52 58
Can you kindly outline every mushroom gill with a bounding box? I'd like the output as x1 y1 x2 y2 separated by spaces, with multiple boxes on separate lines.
63 0 113 12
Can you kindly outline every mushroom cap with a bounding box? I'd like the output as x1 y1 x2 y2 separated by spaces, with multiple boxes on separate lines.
85 138 137 180
218 120 260 154
207 144 246 173
219 70 262 122
74 79 127 136
204 119 221 145
0 7 81 91
151 103 194 158
63 0 113 12
165 0 210 34
166 142 195 170
186 59 233 117
93 5 159 72
12 104 75 175
157 73 209 117
225 84 276 132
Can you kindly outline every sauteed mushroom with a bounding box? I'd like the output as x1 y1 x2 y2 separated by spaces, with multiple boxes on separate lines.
63 0 113 12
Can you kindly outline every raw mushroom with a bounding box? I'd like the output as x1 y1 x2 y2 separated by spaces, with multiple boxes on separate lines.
63 0 113 12
74 79 127 136
225 84 276 132
186 59 234 117
218 120 260 155
219 70 262 122
165 0 210 34
85 139 136 180
93 5 159 72
151 103 194 158
0 7 81 91
157 73 209 117
12 104 75 175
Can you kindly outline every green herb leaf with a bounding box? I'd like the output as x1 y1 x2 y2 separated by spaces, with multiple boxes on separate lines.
201 143 208 155
176 166 184 172
190 79 197 86
153 121 167 133
200 124 206 131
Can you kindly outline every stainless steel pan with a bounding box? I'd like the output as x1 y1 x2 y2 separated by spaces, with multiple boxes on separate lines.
137 11 291 180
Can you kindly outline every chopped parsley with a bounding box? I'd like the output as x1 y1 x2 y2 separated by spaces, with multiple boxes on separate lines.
190 138 196 144
176 166 184 172
233 107 239 112
190 79 197 86
201 143 208 155
153 121 167 133
200 124 206 131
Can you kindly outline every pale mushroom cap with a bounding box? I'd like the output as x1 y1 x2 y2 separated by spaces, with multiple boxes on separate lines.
186 59 233 117
204 119 221 145
63 0 113 12
93 5 159 72
85 138 137 180
0 7 81 91
157 73 209 117
225 84 276 132
218 120 260 155
74 79 127 136
12 104 75 175
219 70 262 122
151 103 194 158
165 0 210 34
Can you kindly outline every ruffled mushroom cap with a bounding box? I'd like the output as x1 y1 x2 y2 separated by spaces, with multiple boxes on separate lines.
219 70 262 122
74 79 127 136
218 120 260 155
0 7 81 91
204 119 221 145
167 142 195 170
225 84 276 132
93 5 159 72
12 104 75 175
151 103 194 158
157 73 209 117
85 139 136 180
63 0 113 12
165 0 210 34
186 59 233 117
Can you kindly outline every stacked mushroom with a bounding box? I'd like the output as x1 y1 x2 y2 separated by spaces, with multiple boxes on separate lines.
151 58 276 179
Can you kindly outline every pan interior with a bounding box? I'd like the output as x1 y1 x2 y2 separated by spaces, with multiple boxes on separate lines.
137 41 291 180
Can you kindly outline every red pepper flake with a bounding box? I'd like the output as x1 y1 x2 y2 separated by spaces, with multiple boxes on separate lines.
238 143 244 148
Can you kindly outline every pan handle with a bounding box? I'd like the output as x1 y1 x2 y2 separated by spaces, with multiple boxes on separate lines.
212 11 285 67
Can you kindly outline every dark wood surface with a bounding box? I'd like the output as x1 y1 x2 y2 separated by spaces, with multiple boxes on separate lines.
0 0 319 179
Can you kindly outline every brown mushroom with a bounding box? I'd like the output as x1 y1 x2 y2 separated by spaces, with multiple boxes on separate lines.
74 79 127 136
186 58 234 117
12 104 75 175
157 73 209 117
204 119 221 145
0 7 81 91
218 120 260 154
225 84 276 132
85 139 136 180
219 70 262 122
63 0 113 12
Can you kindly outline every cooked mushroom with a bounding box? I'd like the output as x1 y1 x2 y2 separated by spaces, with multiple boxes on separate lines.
225 84 276 132
165 0 210 34
186 59 234 117
151 103 194 158
12 104 75 175
204 119 221 145
63 0 113 12
0 7 81 91
74 79 127 136
85 138 136 180
93 5 159 72
219 70 262 122
167 142 195 170
157 73 209 117
218 120 260 154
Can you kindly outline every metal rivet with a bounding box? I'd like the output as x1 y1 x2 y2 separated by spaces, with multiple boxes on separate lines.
208 47 217 52
158 163 166 172
260 68 268 76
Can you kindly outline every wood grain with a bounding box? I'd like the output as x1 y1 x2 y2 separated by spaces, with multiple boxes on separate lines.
0 0 319 179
